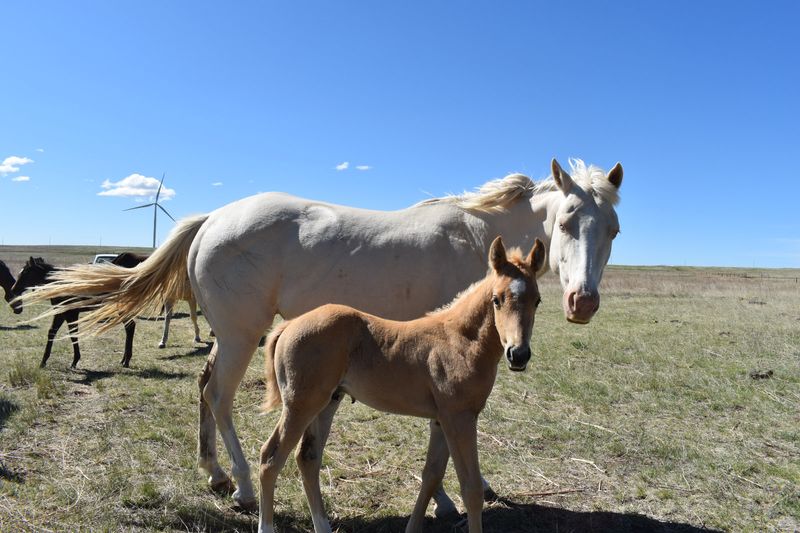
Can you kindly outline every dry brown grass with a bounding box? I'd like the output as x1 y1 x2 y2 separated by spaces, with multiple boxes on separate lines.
0 255 798 532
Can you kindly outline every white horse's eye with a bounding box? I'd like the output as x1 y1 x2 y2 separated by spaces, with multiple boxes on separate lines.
559 223 566 232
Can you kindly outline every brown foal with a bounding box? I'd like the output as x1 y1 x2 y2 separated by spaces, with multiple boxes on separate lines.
258 236 545 533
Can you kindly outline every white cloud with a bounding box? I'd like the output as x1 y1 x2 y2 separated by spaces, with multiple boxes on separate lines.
11 175 30 182
336 161 349 171
98 173 176 200
35 148 45 153
212 182 223 187
355 165 372 171
0 156 34 176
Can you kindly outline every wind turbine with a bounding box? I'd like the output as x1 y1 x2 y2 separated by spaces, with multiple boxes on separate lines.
124 173 175 248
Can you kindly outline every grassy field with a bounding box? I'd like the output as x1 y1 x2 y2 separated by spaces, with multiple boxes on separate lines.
0 247 798 532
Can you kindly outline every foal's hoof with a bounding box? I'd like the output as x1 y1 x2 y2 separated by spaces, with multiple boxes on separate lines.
194 336 202 343
209 476 236 495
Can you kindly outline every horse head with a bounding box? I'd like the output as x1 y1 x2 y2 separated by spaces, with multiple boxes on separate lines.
0 261 22 314
11 257 53 300
547 158 623 324
488 236 546 371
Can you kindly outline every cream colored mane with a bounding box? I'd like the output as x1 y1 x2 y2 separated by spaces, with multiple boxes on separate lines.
415 158 618 213
534 158 620 205
414 173 535 213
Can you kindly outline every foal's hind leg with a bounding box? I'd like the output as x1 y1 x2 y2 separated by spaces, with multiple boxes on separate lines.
295 394 343 533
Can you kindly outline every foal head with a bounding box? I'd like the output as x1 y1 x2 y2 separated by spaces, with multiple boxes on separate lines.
488 236 545 371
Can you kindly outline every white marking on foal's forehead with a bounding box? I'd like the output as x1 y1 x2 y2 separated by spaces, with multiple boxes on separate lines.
509 278 526 297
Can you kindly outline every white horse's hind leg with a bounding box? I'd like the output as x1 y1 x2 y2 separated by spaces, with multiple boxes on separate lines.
197 344 233 492
158 300 173 349
295 395 343 533
202 335 263 509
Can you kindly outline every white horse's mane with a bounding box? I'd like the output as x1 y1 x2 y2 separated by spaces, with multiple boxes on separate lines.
534 158 620 206
415 158 618 213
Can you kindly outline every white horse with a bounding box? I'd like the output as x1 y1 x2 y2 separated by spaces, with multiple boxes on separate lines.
25 158 622 516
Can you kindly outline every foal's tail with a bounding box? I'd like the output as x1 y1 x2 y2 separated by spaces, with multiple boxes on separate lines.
262 321 291 413
21 214 209 335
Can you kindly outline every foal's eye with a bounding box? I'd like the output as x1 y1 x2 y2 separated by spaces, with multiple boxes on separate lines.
491 296 501 308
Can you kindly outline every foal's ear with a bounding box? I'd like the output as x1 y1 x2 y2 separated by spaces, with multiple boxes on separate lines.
489 236 507 272
527 238 546 276
551 158 574 195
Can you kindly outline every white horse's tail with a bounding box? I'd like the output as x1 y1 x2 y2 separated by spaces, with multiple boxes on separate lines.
21 214 209 336
262 321 291 413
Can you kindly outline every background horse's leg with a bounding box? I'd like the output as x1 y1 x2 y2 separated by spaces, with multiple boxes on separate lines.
41 312 66 367
66 311 81 368
407 420 451 532
188 295 201 343
439 412 483 533
121 320 135 367
158 300 173 349
295 395 343 533
201 334 262 510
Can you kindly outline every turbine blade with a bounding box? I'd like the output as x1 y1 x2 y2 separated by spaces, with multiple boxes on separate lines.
157 203 176 222
124 203 155 211
156 173 165 201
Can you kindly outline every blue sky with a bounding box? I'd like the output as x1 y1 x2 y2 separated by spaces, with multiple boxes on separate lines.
1 1 798 267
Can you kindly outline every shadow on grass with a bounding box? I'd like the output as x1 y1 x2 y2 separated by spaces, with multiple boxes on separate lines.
68 368 116 386
0 461 24 483
160 342 214 361
0 323 38 331
132 367 191 380
0 396 19 430
151 499 721 533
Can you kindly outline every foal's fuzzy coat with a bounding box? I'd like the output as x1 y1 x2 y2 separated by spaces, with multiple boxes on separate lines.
259 237 545 533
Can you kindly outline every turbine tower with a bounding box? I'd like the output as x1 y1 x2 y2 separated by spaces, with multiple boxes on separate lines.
124 173 175 248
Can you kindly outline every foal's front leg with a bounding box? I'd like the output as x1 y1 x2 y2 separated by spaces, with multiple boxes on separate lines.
439 412 484 532
406 419 451 533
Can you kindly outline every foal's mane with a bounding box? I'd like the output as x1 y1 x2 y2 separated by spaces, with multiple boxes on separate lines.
427 248 530 316
414 159 618 213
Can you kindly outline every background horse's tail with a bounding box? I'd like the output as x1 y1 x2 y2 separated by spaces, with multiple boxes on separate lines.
21 214 209 335
262 321 290 412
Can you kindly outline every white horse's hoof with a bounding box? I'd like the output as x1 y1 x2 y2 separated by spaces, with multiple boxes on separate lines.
208 475 235 495
434 500 458 519
157 342 166 349
233 490 258 513
194 336 202 343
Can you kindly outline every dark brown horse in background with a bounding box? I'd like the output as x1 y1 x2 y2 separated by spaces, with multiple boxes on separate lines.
0 260 22 314
10 253 146 368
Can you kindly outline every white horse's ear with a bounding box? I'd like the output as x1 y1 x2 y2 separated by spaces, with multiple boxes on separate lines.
527 238 546 275
607 162 623 189
488 236 507 272
551 158 574 195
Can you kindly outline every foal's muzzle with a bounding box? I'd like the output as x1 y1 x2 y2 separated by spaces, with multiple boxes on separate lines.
505 345 531 372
